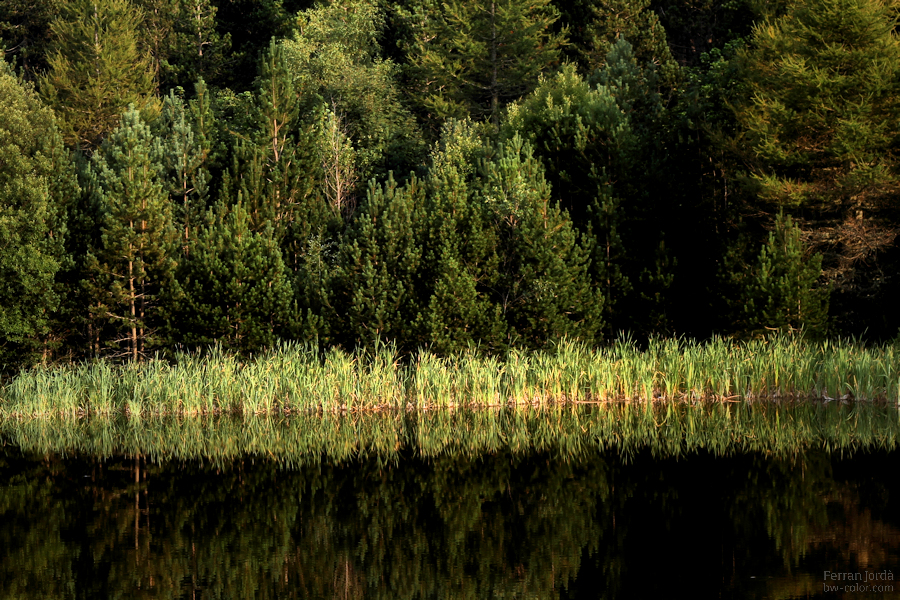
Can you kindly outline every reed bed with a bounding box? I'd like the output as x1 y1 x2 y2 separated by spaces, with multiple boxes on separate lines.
3 403 899 464
2 334 899 418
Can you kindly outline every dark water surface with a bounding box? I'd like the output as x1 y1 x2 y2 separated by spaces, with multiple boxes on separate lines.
2 403 900 599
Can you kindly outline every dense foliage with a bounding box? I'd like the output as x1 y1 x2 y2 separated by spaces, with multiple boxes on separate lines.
2 0 899 368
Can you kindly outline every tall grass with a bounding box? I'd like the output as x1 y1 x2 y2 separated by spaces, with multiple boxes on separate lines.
2 335 899 417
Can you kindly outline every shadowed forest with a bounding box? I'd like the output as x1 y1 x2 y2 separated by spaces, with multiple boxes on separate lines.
3 0 900 371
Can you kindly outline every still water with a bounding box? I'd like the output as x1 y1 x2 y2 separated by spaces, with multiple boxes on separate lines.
2 403 900 599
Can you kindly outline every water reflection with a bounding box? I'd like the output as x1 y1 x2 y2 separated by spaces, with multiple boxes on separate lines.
1 403 899 598
3 402 900 463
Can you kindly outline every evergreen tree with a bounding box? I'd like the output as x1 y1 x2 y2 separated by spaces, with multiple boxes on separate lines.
566 0 678 87
0 63 75 367
474 135 603 346
136 0 231 92
157 85 214 251
221 40 323 242
210 0 306 92
416 119 506 352
727 213 829 336
0 0 57 78
403 0 566 127
83 107 177 360
649 0 755 67
731 0 900 331
171 200 293 353
593 38 675 334
221 41 338 342
40 0 157 150
502 64 632 325
504 44 675 336
333 174 425 349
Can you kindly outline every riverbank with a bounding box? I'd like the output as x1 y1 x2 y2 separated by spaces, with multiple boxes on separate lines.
2 335 898 418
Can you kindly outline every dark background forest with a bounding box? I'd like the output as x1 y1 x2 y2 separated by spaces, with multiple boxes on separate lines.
2 0 899 369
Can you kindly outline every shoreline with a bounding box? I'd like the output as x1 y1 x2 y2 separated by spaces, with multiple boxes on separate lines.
3 335 899 419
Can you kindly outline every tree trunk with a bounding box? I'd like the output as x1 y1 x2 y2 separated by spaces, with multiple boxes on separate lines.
490 1 499 126
129 255 137 361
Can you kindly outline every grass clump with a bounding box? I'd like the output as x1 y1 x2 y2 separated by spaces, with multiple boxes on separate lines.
2 334 899 418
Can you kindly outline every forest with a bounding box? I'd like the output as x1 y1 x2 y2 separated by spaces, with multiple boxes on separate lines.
1 0 899 371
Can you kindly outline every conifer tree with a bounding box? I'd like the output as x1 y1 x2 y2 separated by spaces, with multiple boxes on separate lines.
40 0 156 150
416 120 506 352
474 135 603 346
0 63 75 367
403 0 566 127
732 0 900 323
503 48 674 336
0 0 57 78
221 41 338 342
83 107 177 360
503 65 632 319
136 0 230 91
592 38 674 334
157 84 214 250
565 0 678 87
210 0 299 91
727 213 829 336
171 200 293 353
222 40 323 243
333 175 425 349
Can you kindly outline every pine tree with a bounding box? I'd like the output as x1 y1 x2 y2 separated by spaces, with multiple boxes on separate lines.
502 64 632 319
135 0 230 91
221 40 323 243
403 0 566 127
158 87 212 251
649 0 755 67
208 0 299 91
732 0 900 325
172 200 293 353
40 0 157 150
592 38 675 334
221 41 338 342
0 0 57 78
333 174 425 349
503 48 674 336
566 0 678 87
83 106 177 360
474 135 603 346
728 213 829 336
0 62 75 367
416 119 506 352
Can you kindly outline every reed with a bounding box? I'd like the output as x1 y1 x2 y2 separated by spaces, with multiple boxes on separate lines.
2 335 899 418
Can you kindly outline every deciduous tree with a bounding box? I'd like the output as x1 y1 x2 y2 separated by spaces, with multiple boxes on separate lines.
0 63 75 367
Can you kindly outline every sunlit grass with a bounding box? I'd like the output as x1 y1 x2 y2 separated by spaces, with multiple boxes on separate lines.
2 334 899 418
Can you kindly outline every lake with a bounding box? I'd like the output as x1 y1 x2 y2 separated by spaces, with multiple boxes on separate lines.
2 402 899 598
